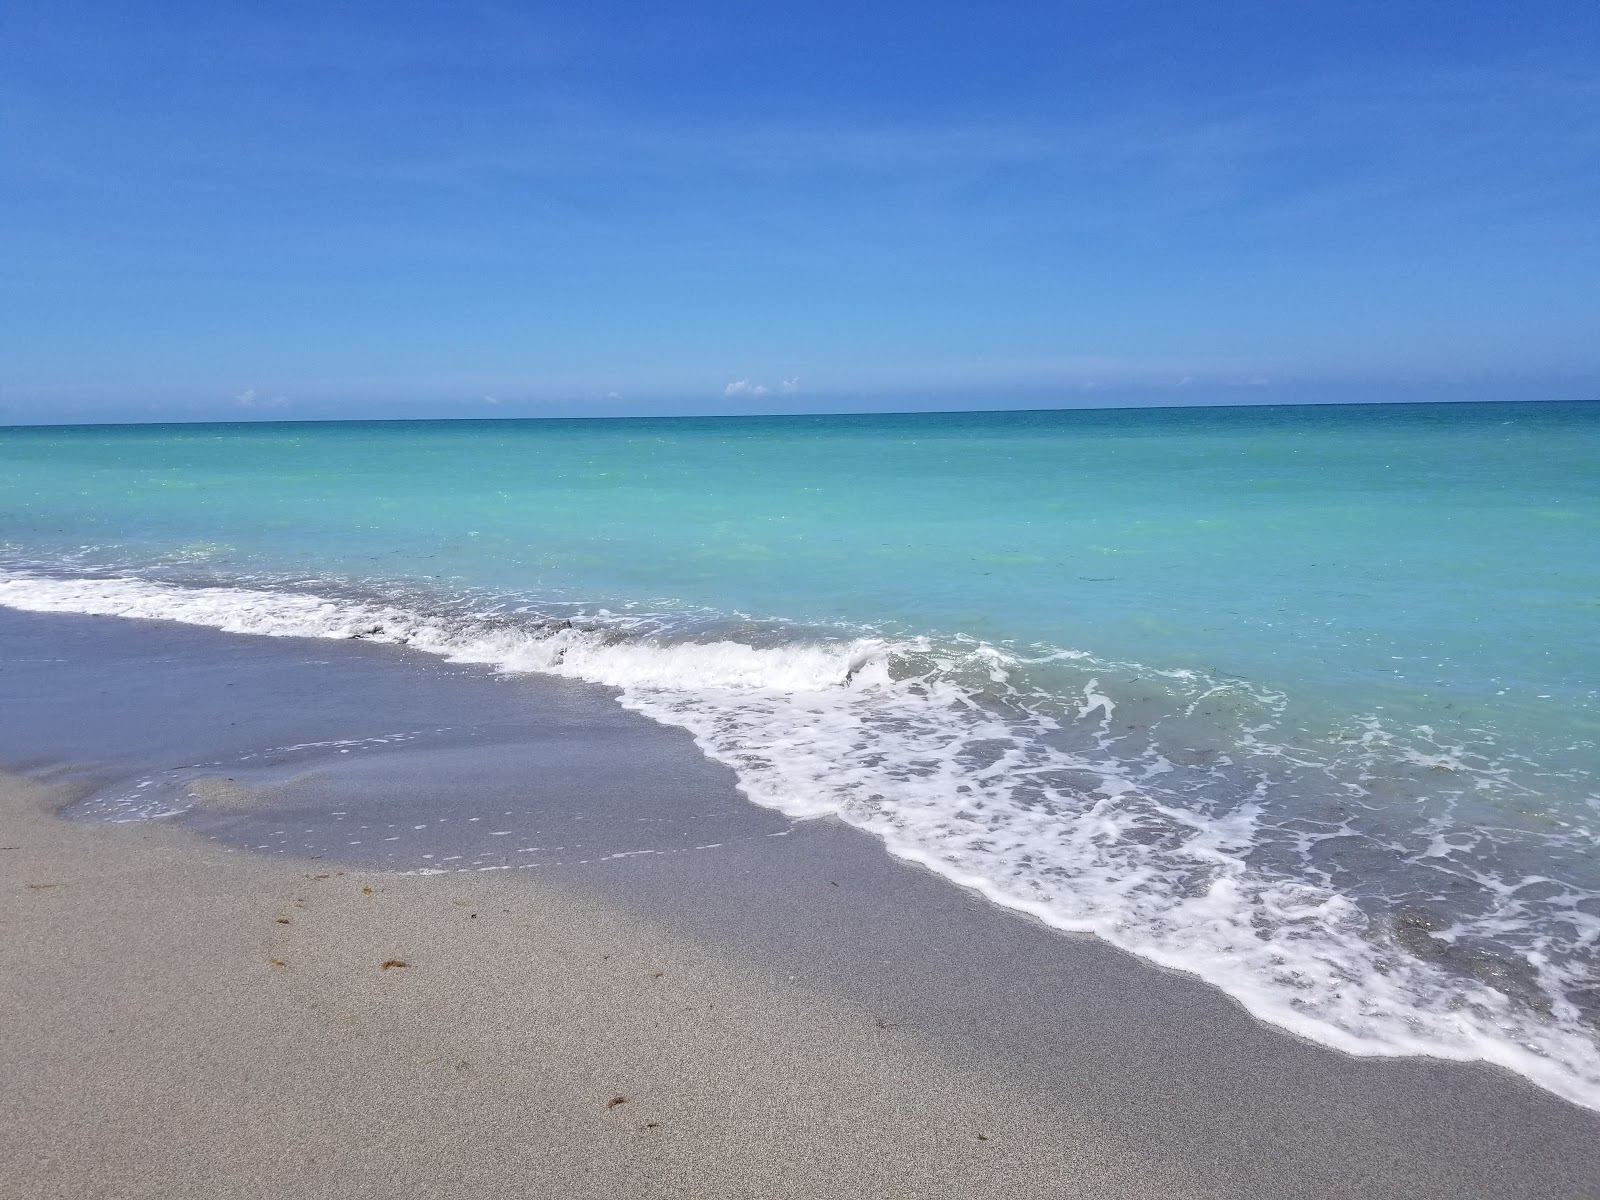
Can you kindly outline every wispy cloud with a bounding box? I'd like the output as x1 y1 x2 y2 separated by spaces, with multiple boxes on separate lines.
723 378 768 396
234 388 289 409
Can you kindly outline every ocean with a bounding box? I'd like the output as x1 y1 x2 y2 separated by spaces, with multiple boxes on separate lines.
1 401 1596 1108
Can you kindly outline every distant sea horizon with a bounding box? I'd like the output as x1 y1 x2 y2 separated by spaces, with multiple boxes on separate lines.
4 381 1596 430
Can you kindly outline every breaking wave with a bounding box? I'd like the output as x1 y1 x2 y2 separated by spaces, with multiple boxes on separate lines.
2 568 1597 1111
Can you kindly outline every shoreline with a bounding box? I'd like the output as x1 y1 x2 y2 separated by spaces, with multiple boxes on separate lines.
5 568 1598 1108
3 608 1599 1197
9 773 1600 1200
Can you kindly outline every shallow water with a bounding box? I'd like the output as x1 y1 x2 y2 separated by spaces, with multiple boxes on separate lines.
0 605 784 870
1 401 1597 1107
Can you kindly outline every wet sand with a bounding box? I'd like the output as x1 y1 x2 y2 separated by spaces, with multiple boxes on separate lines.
3 772 1152 1199
2 608 1597 1198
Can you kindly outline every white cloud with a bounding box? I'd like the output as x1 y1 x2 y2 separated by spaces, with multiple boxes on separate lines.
234 388 288 409
780 376 800 394
724 378 769 396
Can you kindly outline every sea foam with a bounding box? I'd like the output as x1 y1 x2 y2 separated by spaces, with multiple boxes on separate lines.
3 569 1598 1111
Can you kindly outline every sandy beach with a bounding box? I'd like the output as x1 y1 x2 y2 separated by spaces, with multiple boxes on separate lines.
2 771 1206 1199
3 610 1599 1199
8 2 1600 1192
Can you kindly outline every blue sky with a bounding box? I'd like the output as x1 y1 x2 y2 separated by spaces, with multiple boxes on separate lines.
2 1 1597 423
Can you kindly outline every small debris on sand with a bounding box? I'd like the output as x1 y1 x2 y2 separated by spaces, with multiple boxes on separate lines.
607 1095 627 1109
381 959 410 971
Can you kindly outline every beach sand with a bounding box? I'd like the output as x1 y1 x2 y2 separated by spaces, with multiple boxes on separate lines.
3 608 1598 1198
3 771 1201 1199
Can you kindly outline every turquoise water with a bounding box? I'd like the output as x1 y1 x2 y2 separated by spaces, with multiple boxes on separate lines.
2 402 1598 1105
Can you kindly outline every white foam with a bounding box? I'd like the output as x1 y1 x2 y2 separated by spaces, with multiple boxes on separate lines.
4 570 1599 1111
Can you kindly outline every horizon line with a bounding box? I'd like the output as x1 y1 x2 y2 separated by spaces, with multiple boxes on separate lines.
2 393 1596 434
